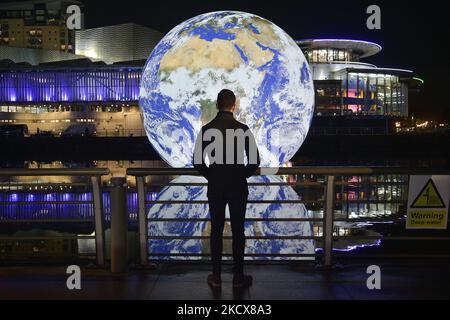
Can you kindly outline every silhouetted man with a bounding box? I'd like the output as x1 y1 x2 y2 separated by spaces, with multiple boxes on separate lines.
193 89 260 288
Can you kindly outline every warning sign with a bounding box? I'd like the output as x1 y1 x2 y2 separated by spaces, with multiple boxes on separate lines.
410 179 445 208
406 175 450 229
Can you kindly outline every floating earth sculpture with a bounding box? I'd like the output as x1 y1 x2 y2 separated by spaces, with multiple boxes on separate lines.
139 11 315 167
139 11 315 259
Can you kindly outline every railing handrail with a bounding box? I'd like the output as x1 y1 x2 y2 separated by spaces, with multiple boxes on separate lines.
0 168 110 177
1 166 449 266
127 166 450 176
127 166 450 266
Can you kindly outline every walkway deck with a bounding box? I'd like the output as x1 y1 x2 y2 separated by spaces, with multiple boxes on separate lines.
0 261 449 300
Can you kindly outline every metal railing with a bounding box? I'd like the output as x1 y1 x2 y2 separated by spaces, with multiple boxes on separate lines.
1 166 449 268
0 168 110 265
310 127 389 136
128 167 450 267
25 128 146 137
94 129 146 137
310 126 450 136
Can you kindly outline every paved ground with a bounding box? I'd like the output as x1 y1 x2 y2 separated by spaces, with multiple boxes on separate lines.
0 261 449 300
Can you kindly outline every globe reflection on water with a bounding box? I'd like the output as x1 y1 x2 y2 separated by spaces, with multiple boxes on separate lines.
148 176 314 260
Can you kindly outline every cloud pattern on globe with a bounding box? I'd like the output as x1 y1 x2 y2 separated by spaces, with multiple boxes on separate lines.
139 11 315 167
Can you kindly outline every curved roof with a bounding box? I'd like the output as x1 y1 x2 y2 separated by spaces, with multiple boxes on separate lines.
296 39 382 58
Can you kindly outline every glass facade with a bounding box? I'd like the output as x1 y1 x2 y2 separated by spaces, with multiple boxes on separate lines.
339 71 408 116
295 173 408 219
303 48 360 64
312 71 409 117
314 80 342 116
299 40 413 118
0 68 141 103
336 175 408 218
0 67 144 136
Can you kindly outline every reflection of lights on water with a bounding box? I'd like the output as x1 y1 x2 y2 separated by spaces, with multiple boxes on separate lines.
356 221 394 228
45 194 54 201
315 239 382 252
348 210 393 219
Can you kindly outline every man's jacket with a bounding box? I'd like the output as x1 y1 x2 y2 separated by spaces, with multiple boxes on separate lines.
193 111 261 195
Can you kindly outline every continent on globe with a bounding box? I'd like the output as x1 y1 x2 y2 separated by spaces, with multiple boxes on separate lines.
139 11 315 168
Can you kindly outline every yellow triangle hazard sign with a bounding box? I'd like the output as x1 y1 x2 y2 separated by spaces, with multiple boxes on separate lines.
411 178 446 208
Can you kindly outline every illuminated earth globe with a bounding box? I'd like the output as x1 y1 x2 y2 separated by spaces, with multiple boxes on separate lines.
139 11 315 167
139 11 315 260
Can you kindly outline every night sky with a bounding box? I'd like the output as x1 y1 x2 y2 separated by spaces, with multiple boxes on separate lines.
69 0 450 121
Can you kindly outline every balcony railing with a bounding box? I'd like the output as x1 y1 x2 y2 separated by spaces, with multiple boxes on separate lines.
0 166 449 269
127 167 450 267
0 168 109 265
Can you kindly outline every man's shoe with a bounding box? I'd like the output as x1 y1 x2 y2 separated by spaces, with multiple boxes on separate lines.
233 274 253 288
207 273 222 288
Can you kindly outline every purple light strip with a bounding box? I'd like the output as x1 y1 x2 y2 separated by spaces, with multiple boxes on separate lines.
296 38 382 51
0 70 141 103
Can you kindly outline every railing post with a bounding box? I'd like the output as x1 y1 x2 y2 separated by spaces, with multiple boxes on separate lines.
110 177 128 273
137 176 148 265
91 175 105 266
323 175 335 268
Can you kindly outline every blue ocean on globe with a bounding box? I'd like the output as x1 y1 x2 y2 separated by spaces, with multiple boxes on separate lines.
139 11 315 260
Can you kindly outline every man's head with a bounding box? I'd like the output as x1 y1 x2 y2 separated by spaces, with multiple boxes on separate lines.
216 89 236 112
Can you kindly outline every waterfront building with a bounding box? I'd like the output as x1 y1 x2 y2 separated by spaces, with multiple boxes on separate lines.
75 23 163 64
0 58 143 135
0 0 82 53
0 38 422 136
297 39 422 135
